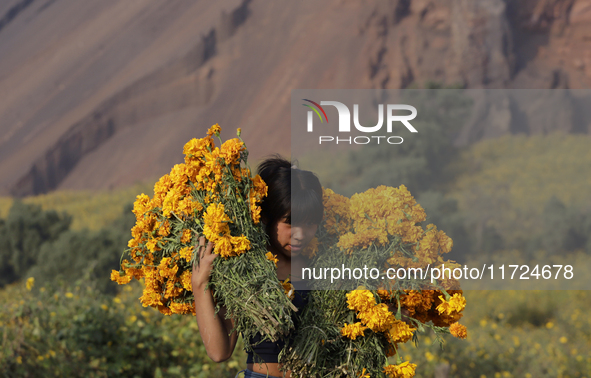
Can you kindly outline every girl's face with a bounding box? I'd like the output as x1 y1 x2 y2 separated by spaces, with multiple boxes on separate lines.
269 217 318 258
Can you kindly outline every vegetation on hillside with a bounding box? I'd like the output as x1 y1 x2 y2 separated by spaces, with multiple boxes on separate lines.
2 131 591 376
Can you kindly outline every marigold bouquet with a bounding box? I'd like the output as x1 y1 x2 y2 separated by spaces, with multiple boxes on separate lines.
280 186 467 378
111 124 296 346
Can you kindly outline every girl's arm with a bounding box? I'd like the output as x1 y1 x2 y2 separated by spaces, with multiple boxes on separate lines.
192 238 239 362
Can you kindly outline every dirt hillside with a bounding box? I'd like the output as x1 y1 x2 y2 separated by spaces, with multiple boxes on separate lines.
1 0 590 196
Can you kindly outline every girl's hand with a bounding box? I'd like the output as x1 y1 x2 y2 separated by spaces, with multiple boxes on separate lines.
191 236 217 292
190 236 238 363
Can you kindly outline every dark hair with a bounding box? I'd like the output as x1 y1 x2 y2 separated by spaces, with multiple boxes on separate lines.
257 155 323 228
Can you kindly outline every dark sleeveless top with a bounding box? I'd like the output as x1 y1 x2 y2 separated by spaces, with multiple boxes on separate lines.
246 288 310 364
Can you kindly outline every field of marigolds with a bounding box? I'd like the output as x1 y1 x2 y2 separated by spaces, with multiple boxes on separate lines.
2 278 590 377
2 134 591 377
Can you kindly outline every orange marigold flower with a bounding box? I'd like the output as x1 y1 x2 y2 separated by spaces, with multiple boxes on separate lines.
358 303 396 332
346 289 376 313
170 301 195 315
436 293 466 316
179 246 193 262
158 220 171 236
203 203 231 241
340 322 368 340
383 361 417 378
266 252 279 267
181 270 193 291
231 235 251 255
207 123 222 137
132 193 153 223
281 279 294 300
110 270 132 285
377 289 393 302
158 257 178 279
450 322 468 339
180 229 192 244
215 236 234 258
388 320 416 344
220 138 245 165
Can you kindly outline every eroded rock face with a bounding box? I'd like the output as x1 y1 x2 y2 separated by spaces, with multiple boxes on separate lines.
360 0 515 89
1 0 590 196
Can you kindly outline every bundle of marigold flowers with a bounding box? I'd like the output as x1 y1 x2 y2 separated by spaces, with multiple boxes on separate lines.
111 124 296 346
280 186 467 378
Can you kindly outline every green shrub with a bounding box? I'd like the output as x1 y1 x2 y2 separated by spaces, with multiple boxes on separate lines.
0 279 246 377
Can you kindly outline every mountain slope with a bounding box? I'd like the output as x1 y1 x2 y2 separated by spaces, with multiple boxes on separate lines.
1 0 590 196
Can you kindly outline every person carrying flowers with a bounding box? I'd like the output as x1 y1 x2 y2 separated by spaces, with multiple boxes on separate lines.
112 124 467 378
191 156 324 378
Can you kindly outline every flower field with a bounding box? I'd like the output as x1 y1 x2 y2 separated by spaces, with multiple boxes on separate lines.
2 278 590 377
0 279 247 377
2 133 591 377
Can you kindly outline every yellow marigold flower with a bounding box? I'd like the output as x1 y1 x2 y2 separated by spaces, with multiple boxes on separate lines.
337 226 389 253
158 220 171 236
140 289 163 308
450 322 468 339
215 236 234 258
146 238 161 252
400 291 423 313
346 289 376 313
110 270 132 285
322 188 352 235
164 279 183 299
170 301 195 315
220 138 245 165
388 320 416 344
266 252 279 267
252 174 268 198
65 292 74 299
249 197 262 224
128 236 140 249
203 203 231 241
180 229 192 244
158 257 179 279
358 303 396 332
183 137 210 163
340 322 368 340
162 189 182 217
377 289 393 302
179 246 193 262
358 368 370 378
207 123 221 137
437 230 453 254
154 174 173 197
158 304 173 316
132 194 152 218
281 279 294 300
436 293 466 315
383 361 417 378
176 196 200 218
237 128 242 136
26 277 35 291
231 235 251 255
181 270 193 291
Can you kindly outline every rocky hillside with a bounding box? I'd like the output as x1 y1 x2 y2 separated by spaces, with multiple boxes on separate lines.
1 0 590 196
